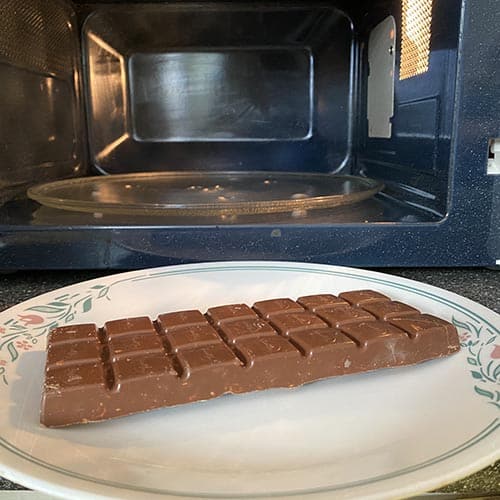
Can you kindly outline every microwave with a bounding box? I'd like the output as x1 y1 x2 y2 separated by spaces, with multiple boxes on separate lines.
0 0 498 269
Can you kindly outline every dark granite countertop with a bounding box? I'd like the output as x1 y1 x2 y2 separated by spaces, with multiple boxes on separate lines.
0 268 498 496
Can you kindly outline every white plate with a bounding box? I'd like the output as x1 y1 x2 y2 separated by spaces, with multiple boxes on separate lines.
0 262 498 500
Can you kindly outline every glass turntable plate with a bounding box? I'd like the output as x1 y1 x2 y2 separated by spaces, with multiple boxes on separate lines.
28 172 383 216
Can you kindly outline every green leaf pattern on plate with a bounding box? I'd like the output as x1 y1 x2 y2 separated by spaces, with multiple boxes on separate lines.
452 316 500 409
0 281 115 385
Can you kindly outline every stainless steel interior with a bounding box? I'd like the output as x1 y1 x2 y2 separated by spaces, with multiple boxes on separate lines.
0 0 83 204
83 5 353 175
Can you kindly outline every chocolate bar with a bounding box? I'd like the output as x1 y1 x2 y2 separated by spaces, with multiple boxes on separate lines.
41 290 460 427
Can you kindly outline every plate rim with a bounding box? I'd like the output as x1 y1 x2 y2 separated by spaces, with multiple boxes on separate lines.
0 261 498 499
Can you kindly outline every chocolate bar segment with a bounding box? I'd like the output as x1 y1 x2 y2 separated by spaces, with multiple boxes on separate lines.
338 290 390 307
46 362 106 390
207 304 257 325
269 311 328 336
165 324 221 352
105 317 155 339
48 323 99 344
289 328 359 379
236 335 300 366
234 336 303 388
217 318 276 345
297 294 349 312
47 341 101 369
253 298 304 319
176 343 241 378
388 314 460 359
360 300 420 320
157 310 206 332
317 305 375 327
108 334 164 362
289 328 353 357
41 291 460 427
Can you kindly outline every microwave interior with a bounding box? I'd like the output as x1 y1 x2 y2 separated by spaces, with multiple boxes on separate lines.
4 0 495 269
0 0 461 223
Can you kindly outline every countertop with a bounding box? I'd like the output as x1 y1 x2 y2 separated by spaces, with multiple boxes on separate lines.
0 268 498 496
